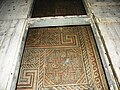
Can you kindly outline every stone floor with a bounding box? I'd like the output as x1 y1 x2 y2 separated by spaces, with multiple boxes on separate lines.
16 25 108 90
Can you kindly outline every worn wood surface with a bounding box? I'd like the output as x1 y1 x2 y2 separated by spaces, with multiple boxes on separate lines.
86 0 120 6
0 0 33 20
98 23 120 83
85 0 120 88
90 20 119 90
28 15 90 28
91 5 120 22
0 19 28 90
0 0 33 89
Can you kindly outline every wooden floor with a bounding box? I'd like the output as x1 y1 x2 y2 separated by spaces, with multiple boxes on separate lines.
32 0 86 17
0 0 120 90
86 1 120 88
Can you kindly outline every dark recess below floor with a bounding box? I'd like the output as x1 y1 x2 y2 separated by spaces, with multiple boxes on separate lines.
32 0 86 18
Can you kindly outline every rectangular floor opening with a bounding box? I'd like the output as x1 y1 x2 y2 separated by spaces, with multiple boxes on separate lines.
16 25 108 90
32 0 86 18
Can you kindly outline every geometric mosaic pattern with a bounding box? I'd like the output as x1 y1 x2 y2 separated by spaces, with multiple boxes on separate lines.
17 69 38 90
26 27 79 48
16 25 108 90
32 0 86 17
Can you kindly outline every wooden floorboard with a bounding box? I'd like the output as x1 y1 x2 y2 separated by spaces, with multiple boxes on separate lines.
86 0 120 88
0 19 28 90
98 23 120 84
0 0 33 20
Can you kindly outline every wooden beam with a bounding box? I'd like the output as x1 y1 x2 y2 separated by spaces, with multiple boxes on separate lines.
0 0 33 20
28 15 90 28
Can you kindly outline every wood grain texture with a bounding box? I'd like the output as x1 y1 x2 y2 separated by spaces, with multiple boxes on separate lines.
85 0 120 88
86 0 120 6
28 15 90 28
98 23 120 84
0 0 33 20
0 19 27 90
0 0 34 89
91 5 120 22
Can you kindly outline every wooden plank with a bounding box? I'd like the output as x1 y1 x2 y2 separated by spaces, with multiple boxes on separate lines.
0 0 4 6
90 20 119 90
91 2 120 6
91 5 120 22
0 19 28 90
28 15 90 28
0 0 34 89
86 0 120 6
0 0 33 20
91 6 120 18
98 23 120 84
85 0 120 87
0 21 11 47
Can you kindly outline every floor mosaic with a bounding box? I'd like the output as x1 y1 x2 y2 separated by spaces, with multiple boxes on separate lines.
32 0 86 17
16 25 108 90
